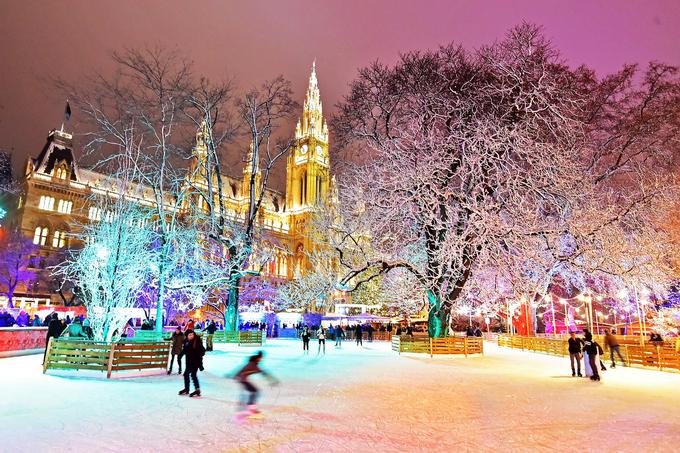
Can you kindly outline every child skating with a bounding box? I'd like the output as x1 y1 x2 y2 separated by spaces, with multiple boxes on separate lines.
233 351 279 421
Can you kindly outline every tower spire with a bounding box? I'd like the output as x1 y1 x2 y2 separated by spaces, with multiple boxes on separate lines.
296 61 328 142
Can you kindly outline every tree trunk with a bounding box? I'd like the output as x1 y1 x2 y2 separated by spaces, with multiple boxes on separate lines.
427 290 449 338
155 272 165 333
225 276 240 332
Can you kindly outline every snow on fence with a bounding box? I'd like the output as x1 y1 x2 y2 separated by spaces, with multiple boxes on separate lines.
497 335 680 372
391 336 483 357
43 338 171 378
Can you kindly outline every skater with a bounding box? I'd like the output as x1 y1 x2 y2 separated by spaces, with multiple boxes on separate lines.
168 327 185 374
317 326 326 354
367 324 374 342
205 320 217 351
567 331 583 377
179 329 205 397
604 329 625 368
301 326 311 353
234 351 278 416
334 325 344 347
355 324 363 346
583 332 604 381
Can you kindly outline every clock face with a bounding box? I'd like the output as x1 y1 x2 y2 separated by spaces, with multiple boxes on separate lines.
316 145 322 155
300 144 308 154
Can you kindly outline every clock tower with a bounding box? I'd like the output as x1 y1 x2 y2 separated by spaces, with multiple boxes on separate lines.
286 62 331 273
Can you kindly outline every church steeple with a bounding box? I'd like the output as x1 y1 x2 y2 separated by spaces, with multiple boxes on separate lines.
296 61 328 143
286 61 331 213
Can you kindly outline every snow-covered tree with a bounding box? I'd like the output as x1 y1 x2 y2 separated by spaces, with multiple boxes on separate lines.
0 228 37 308
56 197 155 342
331 24 680 337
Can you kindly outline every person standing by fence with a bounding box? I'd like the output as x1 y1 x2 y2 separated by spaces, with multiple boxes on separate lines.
205 321 217 352
568 331 583 377
604 329 625 368
355 324 363 346
168 327 185 375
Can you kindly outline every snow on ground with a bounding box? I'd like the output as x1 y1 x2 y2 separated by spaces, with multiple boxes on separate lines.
1 340 680 453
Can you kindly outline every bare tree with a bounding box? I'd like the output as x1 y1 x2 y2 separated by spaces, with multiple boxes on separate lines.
0 228 37 308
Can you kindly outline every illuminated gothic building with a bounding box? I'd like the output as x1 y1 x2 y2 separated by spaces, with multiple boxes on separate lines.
5 63 331 310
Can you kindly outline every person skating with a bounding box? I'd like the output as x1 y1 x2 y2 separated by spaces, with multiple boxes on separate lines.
604 329 625 368
367 324 374 342
583 332 604 381
317 326 326 355
334 325 344 347
355 324 363 346
301 326 311 354
179 329 205 397
168 327 185 375
567 331 583 377
234 351 278 416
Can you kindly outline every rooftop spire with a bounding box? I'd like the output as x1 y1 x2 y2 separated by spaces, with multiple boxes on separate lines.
297 61 328 142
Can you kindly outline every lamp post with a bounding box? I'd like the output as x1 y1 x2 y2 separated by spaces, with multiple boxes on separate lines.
548 294 556 338
632 286 645 346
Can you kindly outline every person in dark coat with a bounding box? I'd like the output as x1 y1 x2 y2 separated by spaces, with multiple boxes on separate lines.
406 325 413 337
205 321 217 351
466 325 475 337
168 327 185 375
234 351 278 414
568 331 583 377
367 324 374 342
583 332 604 381
179 330 205 397
43 313 65 363
301 326 311 353
334 325 344 347
354 324 363 346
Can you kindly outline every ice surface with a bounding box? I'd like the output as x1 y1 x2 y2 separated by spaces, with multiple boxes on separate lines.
1 340 679 452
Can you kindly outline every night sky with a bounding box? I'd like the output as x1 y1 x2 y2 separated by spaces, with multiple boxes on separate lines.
1 0 679 186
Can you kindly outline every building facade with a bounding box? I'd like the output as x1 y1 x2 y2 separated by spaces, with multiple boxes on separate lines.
4 64 332 311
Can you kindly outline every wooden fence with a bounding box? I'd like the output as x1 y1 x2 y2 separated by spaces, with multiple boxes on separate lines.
43 338 171 378
497 335 680 372
391 335 483 357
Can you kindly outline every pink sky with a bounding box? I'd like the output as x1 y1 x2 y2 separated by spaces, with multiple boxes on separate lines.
1 0 679 182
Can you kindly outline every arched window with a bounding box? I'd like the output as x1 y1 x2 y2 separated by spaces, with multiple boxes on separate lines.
316 175 322 203
52 231 66 248
57 199 73 214
54 167 68 180
33 227 49 246
38 196 55 211
299 171 307 205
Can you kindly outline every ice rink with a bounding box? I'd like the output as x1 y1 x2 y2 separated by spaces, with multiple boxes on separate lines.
2 339 680 452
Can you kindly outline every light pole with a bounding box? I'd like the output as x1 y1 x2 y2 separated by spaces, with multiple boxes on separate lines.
548 294 556 337
561 298 568 334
